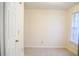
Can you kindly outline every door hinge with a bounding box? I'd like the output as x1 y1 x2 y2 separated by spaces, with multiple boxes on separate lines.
19 2 22 4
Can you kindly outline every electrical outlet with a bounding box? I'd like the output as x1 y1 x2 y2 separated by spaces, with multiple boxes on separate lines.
41 40 44 44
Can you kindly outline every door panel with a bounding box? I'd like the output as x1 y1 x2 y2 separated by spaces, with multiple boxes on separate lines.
5 2 24 56
0 2 5 56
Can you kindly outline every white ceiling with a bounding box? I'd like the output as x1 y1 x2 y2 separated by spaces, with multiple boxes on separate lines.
24 2 79 10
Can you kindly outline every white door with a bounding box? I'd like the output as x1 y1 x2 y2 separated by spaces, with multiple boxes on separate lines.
5 2 24 56
0 2 5 56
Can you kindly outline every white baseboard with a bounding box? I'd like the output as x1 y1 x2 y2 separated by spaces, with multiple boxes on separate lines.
66 47 77 56
24 46 64 48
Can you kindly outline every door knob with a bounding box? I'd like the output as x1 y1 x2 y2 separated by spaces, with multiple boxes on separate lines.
16 40 19 42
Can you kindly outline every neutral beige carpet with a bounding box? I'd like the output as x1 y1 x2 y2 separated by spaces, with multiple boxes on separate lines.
24 47 75 56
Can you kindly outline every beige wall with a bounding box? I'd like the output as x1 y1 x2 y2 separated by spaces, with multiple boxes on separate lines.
65 4 79 55
24 9 66 48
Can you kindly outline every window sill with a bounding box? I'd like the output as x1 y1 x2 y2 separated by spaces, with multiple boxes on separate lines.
70 40 78 45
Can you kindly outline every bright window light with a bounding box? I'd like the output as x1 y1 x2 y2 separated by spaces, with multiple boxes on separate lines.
70 12 79 44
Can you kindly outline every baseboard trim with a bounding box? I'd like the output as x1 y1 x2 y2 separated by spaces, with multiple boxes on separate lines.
24 46 64 48
66 47 77 56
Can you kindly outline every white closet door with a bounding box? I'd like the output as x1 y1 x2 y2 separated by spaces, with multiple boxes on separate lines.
0 2 4 56
5 2 24 56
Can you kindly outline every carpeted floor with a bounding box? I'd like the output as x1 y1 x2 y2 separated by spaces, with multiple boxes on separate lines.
24 47 75 56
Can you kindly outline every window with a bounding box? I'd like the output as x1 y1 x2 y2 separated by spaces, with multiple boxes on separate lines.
70 12 79 44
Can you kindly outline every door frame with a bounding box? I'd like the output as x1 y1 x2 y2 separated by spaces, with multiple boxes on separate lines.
0 2 5 56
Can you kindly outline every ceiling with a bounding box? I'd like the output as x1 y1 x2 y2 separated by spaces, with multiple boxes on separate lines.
24 2 79 10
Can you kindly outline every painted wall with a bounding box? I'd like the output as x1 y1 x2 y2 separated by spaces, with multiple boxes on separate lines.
24 9 66 48
65 4 79 55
